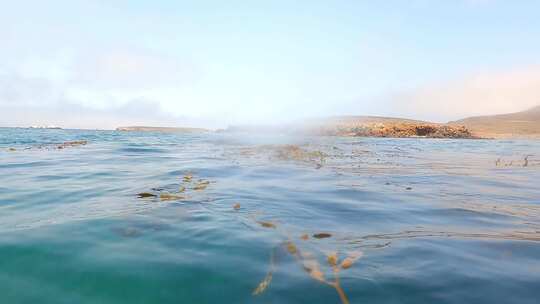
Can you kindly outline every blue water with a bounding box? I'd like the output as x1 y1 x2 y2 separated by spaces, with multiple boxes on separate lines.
1 127 539 304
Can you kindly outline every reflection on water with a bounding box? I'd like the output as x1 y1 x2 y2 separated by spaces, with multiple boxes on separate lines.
0 128 539 304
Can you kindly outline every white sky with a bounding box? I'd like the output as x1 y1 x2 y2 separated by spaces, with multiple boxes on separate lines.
1 0 539 129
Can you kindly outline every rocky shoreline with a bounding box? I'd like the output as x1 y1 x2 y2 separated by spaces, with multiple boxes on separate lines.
310 120 475 138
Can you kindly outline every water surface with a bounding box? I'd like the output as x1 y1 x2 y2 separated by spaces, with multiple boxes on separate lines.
1 128 539 304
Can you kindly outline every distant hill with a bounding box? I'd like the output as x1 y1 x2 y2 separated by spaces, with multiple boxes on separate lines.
449 105 540 138
116 126 209 133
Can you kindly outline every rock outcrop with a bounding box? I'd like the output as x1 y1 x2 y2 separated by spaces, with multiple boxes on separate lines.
304 117 475 138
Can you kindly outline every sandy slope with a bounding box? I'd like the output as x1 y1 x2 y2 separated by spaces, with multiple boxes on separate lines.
450 105 540 138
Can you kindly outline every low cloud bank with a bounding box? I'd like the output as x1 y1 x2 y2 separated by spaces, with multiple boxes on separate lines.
381 65 540 122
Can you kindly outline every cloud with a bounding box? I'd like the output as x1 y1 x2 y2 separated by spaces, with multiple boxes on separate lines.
0 45 219 129
0 72 60 105
3 42 539 128
0 70 214 129
383 65 540 122
71 48 198 90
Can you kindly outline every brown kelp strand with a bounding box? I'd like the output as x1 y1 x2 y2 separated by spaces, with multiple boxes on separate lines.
183 174 193 182
243 207 362 303
279 239 361 304
258 221 277 229
56 140 88 149
313 233 332 239
241 207 358 303
339 251 363 270
252 247 277 296
159 193 186 201
227 144 328 168
193 180 210 191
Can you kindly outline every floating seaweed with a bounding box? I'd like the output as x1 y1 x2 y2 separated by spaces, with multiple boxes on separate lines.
5 140 89 152
286 241 297 254
133 171 370 303
313 233 332 239
340 251 363 269
303 258 325 283
327 252 338 267
246 206 360 304
258 221 277 229
274 145 327 167
136 172 213 203
230 144 328 168
252 248 276 296
280 240 359 304
183 174 193 182
57 140 87 149
159 193 185 201
193 180 210 191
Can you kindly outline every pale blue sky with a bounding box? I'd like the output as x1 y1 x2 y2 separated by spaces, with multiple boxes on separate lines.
1 0 539 128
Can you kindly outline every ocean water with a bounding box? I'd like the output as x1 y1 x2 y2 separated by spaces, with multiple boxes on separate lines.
0 127 539 304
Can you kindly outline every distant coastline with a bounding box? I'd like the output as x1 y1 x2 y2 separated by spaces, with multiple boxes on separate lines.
29 125 62 129
116 126 209 133
12 105 540 140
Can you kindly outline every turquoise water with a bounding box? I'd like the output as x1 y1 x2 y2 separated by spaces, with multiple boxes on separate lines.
1 127 539 304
